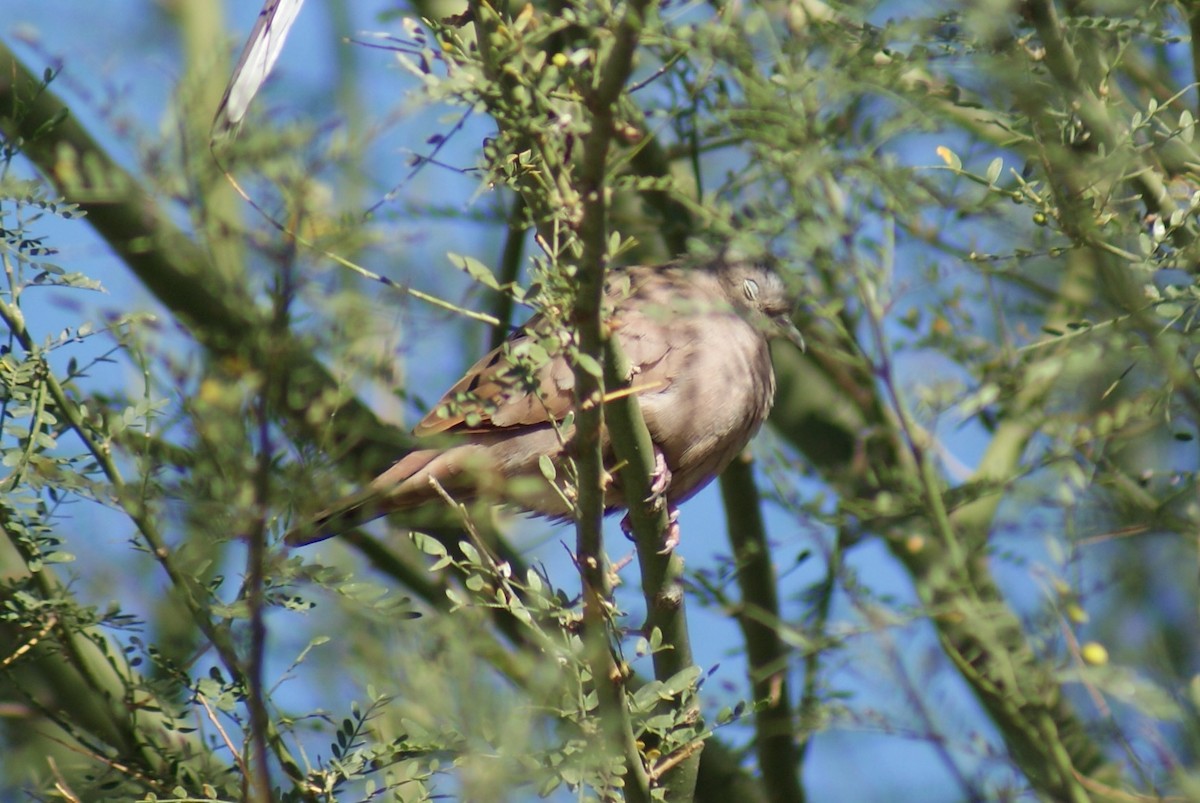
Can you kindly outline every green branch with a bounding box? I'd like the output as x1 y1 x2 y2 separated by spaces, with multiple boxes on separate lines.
719 457 803 803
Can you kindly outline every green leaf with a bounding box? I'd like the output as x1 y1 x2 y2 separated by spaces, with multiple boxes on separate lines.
661 665 702 697
412 531 448 558
631 681 665 712
447 252 500 290
459 540 481 565
985 157 1003 185
575 352 602 377
1155 302 1184 319
526 569 543 593
648 627 663 651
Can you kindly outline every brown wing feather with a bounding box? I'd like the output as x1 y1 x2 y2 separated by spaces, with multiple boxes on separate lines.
413 341 519 435
413 314 577 436
414 267 679 437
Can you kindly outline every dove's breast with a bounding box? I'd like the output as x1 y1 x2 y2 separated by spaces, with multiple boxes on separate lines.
632 308 776 505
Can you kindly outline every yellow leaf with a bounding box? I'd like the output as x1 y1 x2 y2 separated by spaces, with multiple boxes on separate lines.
936 146 961 169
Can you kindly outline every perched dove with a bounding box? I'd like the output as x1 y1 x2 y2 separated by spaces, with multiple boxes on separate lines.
287 257 799 547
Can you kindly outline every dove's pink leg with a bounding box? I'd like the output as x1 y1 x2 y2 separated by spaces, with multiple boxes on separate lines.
659 506 681 554
620 509 680 552
619 448 681 552
648 448 671 498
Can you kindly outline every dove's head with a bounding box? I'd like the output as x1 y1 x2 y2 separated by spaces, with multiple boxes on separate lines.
713 259 805 351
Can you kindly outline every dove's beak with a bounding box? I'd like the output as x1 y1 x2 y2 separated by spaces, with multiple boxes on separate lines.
775 314 806 352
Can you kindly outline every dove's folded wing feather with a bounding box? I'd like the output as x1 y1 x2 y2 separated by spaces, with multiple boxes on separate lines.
413 274 682 437
413 313 576 436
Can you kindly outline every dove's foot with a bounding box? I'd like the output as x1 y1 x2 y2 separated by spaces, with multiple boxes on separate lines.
647 449 672 501
648 450 680 551
619 506 681 553
659 505 681 554
621 512 682 557
619 449 680 550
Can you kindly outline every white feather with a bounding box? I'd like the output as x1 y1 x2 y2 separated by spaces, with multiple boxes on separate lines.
212 0 307 136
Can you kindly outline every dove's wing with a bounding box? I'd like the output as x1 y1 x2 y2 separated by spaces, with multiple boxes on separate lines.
414 268 682 437
414 313 580 436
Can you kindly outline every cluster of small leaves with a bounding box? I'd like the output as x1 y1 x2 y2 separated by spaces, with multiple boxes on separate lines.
447 252 530 304
413 530 712 796
0 189 95 291
291 556 420 621
1 332 84 578
894 0 1200 772
413 531 577 637
293 694 445 802
1061 11 1184 42
0 175 258 800
0 66 64 168
615 2 1200 793
0 189 118 573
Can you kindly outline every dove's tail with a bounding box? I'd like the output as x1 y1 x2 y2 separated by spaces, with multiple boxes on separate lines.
284 431 571 547
284 449 449 546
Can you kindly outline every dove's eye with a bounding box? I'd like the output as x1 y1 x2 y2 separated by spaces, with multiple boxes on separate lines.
743 279 760 302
